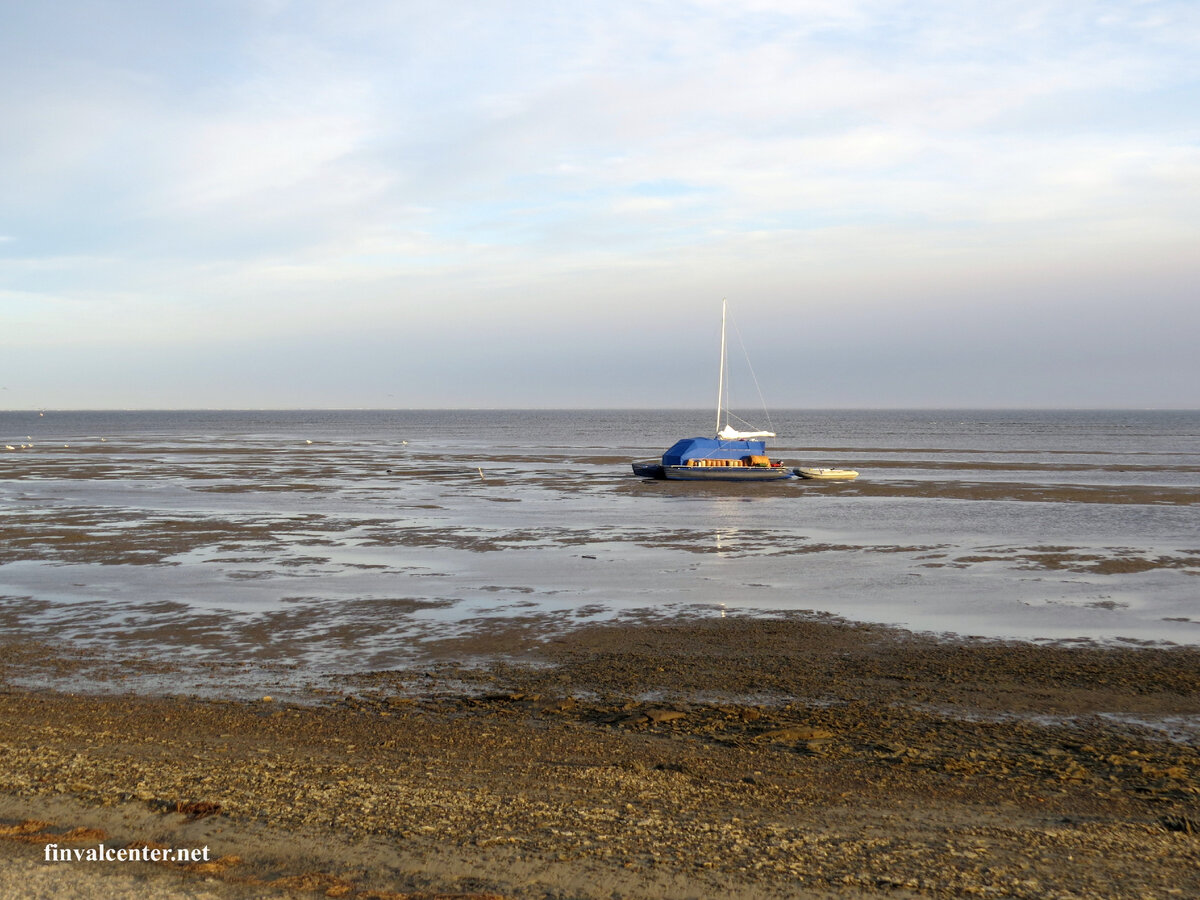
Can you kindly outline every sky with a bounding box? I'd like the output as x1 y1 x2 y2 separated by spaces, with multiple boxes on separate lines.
2 0 1198 409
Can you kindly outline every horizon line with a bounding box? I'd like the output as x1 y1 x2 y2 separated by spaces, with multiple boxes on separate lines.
4 406 1199 414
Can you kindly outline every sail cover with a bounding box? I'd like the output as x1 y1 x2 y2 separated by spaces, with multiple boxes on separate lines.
717 426 775 440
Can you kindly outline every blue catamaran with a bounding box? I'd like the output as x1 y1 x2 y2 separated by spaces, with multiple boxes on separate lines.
632 300 795 481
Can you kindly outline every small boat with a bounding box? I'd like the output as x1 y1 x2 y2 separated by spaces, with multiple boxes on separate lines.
633 435 794 481
794 467 859 481
633 300 794 481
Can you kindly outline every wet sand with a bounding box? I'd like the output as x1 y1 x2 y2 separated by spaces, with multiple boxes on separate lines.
5 416 1200 669
2 615 1198 899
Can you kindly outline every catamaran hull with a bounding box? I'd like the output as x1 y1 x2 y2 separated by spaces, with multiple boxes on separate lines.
631 461 665 478
666 466 794 481
632 462 794 481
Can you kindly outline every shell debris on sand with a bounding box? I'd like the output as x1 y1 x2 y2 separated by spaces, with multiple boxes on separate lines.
1 616 1198 900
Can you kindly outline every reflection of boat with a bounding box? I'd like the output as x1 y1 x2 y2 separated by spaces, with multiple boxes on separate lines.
794 466 859 481
632 300 794 481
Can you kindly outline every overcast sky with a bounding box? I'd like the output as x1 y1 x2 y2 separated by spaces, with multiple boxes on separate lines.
2 1 1198 409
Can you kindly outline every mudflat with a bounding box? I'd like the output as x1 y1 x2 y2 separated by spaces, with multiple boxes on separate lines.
1 615 1198 899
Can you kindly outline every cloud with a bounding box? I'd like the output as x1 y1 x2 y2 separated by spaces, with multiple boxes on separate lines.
1 0 1198 407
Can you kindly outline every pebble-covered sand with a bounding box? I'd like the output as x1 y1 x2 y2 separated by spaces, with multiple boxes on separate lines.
1 614 1198 899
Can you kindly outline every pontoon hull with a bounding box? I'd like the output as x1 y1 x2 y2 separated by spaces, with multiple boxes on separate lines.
632 462 794 481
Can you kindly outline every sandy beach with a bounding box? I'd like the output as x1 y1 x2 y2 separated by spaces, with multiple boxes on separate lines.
1 614 1197 899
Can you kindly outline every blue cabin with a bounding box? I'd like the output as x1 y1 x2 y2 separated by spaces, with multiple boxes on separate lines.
661 437 768 466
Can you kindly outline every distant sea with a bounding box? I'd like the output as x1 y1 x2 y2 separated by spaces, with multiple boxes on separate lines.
2 409 1197 694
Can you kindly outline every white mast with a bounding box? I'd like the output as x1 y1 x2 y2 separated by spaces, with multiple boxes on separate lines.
713 297 775 441
715 298 727 436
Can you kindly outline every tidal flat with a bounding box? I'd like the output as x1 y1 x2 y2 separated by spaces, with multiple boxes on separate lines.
2 410 1198 896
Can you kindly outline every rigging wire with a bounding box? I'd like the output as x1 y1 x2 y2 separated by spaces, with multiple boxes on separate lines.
725 306 776 436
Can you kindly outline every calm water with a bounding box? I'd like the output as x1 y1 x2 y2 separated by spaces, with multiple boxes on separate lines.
2 409 1198 693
